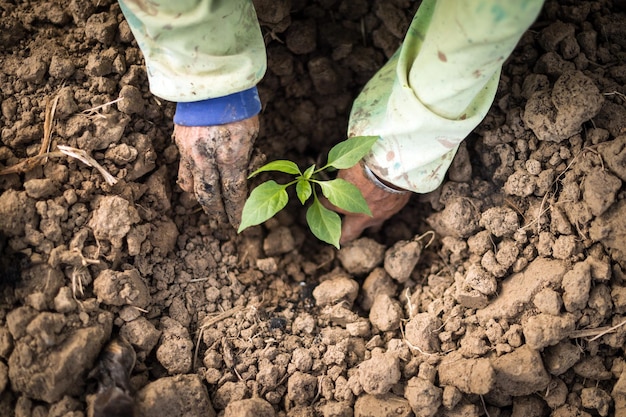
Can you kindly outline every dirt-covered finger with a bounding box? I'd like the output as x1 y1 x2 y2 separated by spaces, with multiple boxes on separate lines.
215 117 259 227
340 213 383 244
218 160 250 228
176 158 195 193
194 174 228 224
176 125 229 224
173 125 197 193
190 144 228 224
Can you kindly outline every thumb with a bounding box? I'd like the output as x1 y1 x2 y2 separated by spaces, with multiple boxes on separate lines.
340 212 380 244
335 161 412 243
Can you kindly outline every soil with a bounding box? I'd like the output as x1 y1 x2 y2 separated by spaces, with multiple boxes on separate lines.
1 0 626 416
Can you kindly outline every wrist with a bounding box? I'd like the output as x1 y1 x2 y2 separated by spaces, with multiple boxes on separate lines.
174 87 262 126
362 162 409 194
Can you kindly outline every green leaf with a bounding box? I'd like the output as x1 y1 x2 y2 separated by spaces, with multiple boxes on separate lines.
238 181 289 232
326 136 379 169
306 198 342 249
317 179 372 216
302 164 316 180
296 179 312 204
248 160 301 178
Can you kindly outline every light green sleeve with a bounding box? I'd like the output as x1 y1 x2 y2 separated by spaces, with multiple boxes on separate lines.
118 0 266 102
350 0 544 193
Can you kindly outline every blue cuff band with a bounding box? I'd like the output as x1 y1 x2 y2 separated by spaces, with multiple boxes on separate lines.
173 87 262 126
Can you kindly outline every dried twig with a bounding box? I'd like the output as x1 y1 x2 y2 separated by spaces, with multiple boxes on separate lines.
404 287 416 318
189 277 210 283
0 92 117 187
81 97 123 117
193 326 205 370
42 95 59 162
569 318 626 342
414 230 436 248
70 266 86 300
0 152 62 175
604 90 626 101
504 198 527 221
480 395 492 417
0 95 59 175
57 145 118 185
200 305 246 330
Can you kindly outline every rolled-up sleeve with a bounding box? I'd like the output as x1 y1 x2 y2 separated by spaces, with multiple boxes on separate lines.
118 0 267 103
349 0 544 193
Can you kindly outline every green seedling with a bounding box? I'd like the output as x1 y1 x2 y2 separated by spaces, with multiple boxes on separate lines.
238 136 379 248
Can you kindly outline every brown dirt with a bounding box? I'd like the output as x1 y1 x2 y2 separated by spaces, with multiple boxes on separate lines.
1 0 626 416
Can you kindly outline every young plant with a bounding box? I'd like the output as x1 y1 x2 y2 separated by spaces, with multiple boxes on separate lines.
238 136 379 248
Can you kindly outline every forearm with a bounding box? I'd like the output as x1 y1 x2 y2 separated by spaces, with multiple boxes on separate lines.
349 0 544 193
118 0 266 104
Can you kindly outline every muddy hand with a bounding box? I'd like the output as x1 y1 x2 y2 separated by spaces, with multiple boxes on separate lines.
174 116 259 228
333 161 411 244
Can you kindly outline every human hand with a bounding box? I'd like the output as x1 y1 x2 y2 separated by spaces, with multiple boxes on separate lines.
333 161 411 244
174 116 259 228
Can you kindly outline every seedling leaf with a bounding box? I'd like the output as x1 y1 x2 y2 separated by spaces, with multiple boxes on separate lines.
242 137 379 247
326 136 379 169
306 198 342 249
248 160 301 178
302 164 316 180
238 181 289 232
318 178 372 215
296 179 312 204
